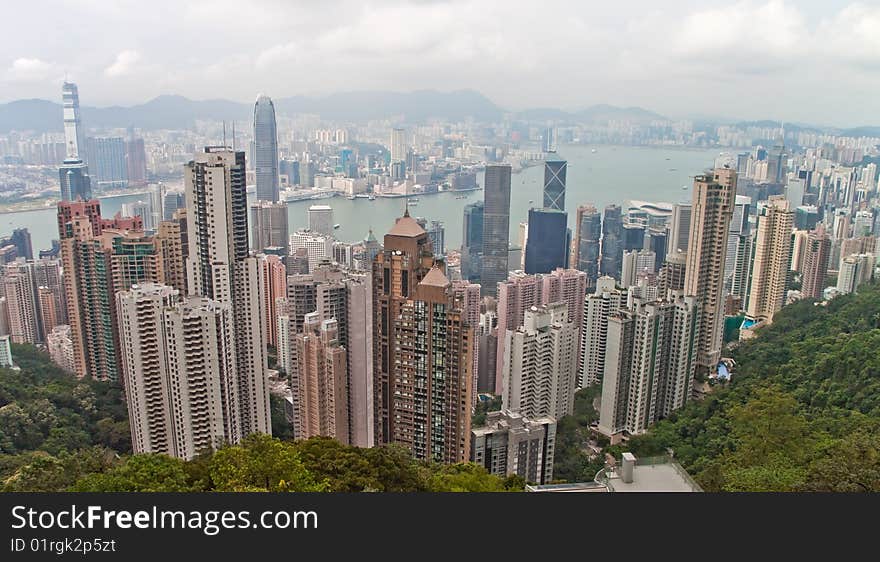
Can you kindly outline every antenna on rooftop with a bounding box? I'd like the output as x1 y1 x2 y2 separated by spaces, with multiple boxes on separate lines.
232 121 236 151
222 121 227 148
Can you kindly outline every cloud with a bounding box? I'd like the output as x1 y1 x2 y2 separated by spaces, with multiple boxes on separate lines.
5 58 56 82
104 50 141 77
819 3 880 70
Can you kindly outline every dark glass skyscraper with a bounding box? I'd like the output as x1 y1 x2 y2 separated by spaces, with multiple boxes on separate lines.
461 201 484 282
253 94 280 202
59 158 92 201
480 165 511 297
524 208 567 274
543 157 566 211
572 204 601 287
600 204 623 279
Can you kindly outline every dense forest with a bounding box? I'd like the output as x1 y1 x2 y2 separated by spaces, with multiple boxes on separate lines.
0 345 521 492
616 282 880 491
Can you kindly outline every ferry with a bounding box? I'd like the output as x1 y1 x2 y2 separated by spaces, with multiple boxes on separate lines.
333 224 341 229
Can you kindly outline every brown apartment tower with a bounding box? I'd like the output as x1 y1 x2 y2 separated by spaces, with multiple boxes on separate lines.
684 168 737 373
373 211 474 462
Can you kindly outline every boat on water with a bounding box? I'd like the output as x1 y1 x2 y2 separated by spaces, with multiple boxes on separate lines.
333 224 340 229
528 199 534 204
591 148 597 153
347 195 356 200
410 197 420 202
368 195 376 201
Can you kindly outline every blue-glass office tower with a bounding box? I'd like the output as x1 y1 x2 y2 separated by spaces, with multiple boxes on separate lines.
461 201 484 282
480 165 512 297
543 157 567 211
573 205 601 287
253 94 280 201
524 208 567 274
59 158 92 201
600 204 623 278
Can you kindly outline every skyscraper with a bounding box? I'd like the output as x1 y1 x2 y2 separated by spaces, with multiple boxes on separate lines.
571 204 601 286
684 168 737 372
392 265 473 463
277 262 373 447
390 128 406 167
667 203 692 255
598 293 700 437
184 146 270 437
87 137 128 189
253 94 280 202
745 196 793 324
372 212 438 449
600 204 623 279
116 284 239 460
162 190 186 221
543 157 567 211
502 303 578 421
724 196 751 295
837 253 874 294
801 226 831 300
58 200 148 381
62 81 86 161
308 205 334 236
524 208 568 275
290 313 349 443
461 201 484 282
579 276 627 388
481 165 512 297
59 158 92 201
3 260 41 344
250 200 289 253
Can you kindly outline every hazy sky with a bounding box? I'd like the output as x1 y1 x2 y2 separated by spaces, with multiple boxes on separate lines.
2 0 879 126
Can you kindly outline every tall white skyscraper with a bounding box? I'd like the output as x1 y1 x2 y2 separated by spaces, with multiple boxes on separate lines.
253 94 280 202
62 81 87 161
184 146 271 438
117 284 239 460
745 196 793 324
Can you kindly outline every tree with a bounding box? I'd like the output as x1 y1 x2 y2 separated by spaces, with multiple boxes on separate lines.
72 454 193 492
209 434 327 492
427 463 518 492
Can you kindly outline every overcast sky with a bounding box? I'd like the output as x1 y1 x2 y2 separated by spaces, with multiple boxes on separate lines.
2 0 879 126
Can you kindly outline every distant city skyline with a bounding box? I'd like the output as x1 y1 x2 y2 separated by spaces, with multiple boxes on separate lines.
2 1 878 127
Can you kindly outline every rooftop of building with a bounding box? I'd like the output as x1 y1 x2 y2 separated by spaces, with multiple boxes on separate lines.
527 453 701 493
387 211 427 237
419 265 450 288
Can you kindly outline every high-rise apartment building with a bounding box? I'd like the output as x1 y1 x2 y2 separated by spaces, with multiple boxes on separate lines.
259 254 286 348
543 157 566 211
372 211 436 446
58 200 146 381
724 196 752 295
502 303 578 421
837 253 874 294
278 262 373 447
598 293 700 437
684 168 737 371
392 265 473 463
481 165 512 297
571 204 601 287
253 94 280 202
117 284 240 460
471 410 556 485
579 276 627 387
47 324 75 374
290 229 333 272
184 146 270 437
3 260 41 344
801 227 831 300
290 313 349 443
250 200 289 253
745 196 793 323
